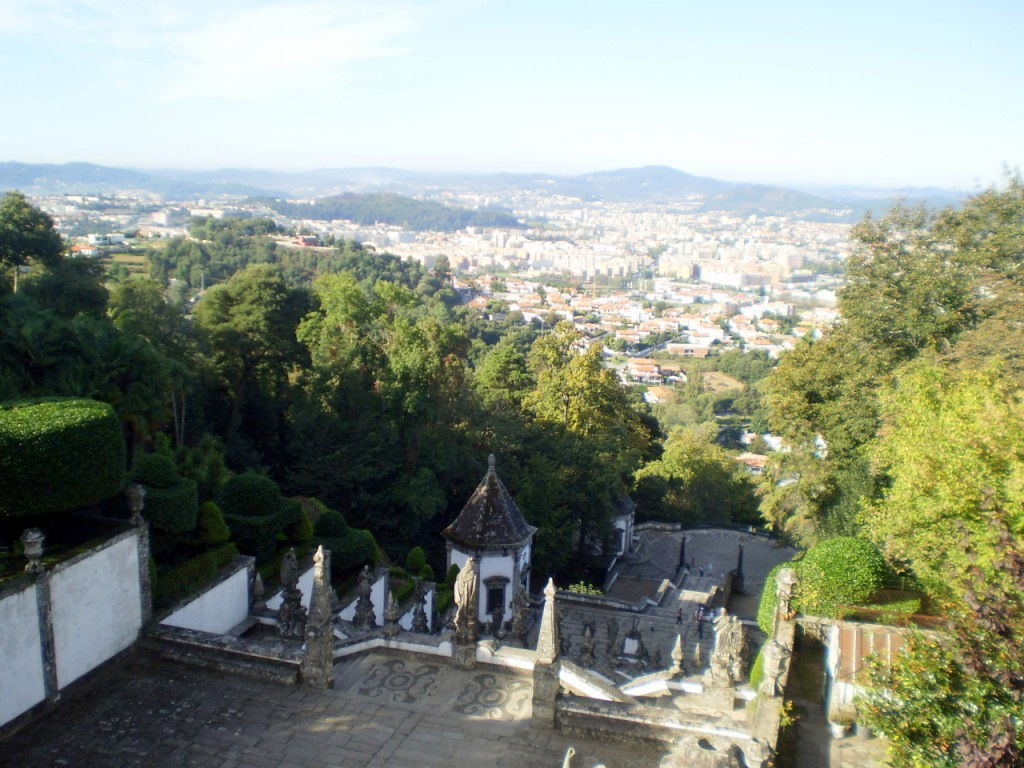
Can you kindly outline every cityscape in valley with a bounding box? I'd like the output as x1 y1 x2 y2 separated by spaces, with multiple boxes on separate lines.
1 1 1021 767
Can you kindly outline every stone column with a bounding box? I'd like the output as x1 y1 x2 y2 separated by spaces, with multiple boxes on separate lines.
531 578 561 729
126 483 152 624
301 546 334 689
23 528 59 699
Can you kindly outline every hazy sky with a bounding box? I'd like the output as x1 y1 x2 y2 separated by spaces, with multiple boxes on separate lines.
1 0 1020 187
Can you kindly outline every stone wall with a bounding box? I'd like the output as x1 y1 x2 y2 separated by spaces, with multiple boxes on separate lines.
160 557 254 635
0 526 148 730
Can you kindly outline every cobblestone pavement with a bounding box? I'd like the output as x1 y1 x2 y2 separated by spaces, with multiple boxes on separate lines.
0 651 664 768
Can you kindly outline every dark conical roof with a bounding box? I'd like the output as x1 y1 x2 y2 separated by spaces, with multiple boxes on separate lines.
442 454 536 550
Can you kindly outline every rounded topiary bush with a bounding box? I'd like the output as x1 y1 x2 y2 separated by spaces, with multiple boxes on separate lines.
405 546 426 574
286 504 313 545
131 452 179 489
219 472 286 563
313 508 349 538
756 562 787 634
418 563 435 583
0 398 125 517
446 563 460 588
218 472 281 519
798 536 887 617
197 501 231 545
143 479 199 533
130 450 198 533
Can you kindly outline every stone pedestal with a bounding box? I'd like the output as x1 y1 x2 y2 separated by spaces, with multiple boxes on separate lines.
452 640 477 670
531 659 560 729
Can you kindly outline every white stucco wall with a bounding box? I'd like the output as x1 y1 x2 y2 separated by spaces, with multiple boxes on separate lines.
50 535 142 689
0 584 46 726
161 563 249 635
265 565 315 611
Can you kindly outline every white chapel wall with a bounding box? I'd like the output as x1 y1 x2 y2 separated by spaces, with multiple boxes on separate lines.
0 583 46 726
50 534 142 689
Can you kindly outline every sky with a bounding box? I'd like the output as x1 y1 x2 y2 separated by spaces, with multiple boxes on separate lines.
0 0 1021 188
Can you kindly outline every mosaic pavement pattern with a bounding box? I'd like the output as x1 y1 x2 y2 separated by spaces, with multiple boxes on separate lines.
1 652 664 768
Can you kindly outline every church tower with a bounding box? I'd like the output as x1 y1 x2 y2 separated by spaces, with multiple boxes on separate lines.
442 454 536 624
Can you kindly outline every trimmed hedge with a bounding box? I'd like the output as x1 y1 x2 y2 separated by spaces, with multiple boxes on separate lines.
131 452 178 489
755 537 888 630
313 508 349 538
142 479 199 533
225 512 281 564
155 542 238 607
0 398 125 517
197 501 231 545
286 503 313 544
218 472 281 519
757 563 787 633
405 546 426 574
798 537 887 617
318 527 376 582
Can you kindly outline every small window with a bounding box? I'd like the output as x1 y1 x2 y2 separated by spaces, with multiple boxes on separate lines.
486 585 505 615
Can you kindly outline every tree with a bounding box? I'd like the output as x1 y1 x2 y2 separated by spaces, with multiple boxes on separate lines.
635 424 758 525
860 361 1024 599
0 191 64 292
860 513 1024 768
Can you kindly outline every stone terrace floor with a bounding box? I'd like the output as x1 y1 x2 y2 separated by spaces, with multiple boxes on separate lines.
0 651 665 768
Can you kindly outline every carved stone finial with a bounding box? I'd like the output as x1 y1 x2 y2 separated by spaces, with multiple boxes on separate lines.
353 565 376 630
671 633 686 677
126 483 146 526
580 622 596 668
301 545 334 688
21 528 45 575
281 548 299 591
535 578 559 664
412 580 430 634
488 453 496 472
510 587 529 646
383 589 399 639
251 571 266 611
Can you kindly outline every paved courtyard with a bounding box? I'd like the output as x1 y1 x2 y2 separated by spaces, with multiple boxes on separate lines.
0 651 664 768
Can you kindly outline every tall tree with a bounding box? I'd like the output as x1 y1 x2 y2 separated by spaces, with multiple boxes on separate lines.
0 191 64 292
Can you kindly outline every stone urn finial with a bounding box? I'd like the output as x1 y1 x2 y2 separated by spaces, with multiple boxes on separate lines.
126 483 146 526
21 528 45 574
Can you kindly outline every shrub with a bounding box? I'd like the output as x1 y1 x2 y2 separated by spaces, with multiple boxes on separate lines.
318 527 376 581
218 472 281 519
446 563 460 588
196 501 230 545
131 450 198 533
0 398 125 517
226 512 281 564
155 543 238 607
313 508 349 538
286 504 313 544
131 452 178 489
798 537 887 617
749 645 765 689
757 563 787 634
143 478 199 533
418 564 435 583
405 546 426 574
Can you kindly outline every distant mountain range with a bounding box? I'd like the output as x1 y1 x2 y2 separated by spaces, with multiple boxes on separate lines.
0 161 967 219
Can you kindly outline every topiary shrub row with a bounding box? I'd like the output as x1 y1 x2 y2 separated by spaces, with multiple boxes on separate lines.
0 398 125 517
154 542 238 607
219 472 304 564
313 508 377 582
756 537 889 633
131 452 199 533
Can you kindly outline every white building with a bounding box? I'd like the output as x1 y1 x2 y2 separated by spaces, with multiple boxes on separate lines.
442 455 536 624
